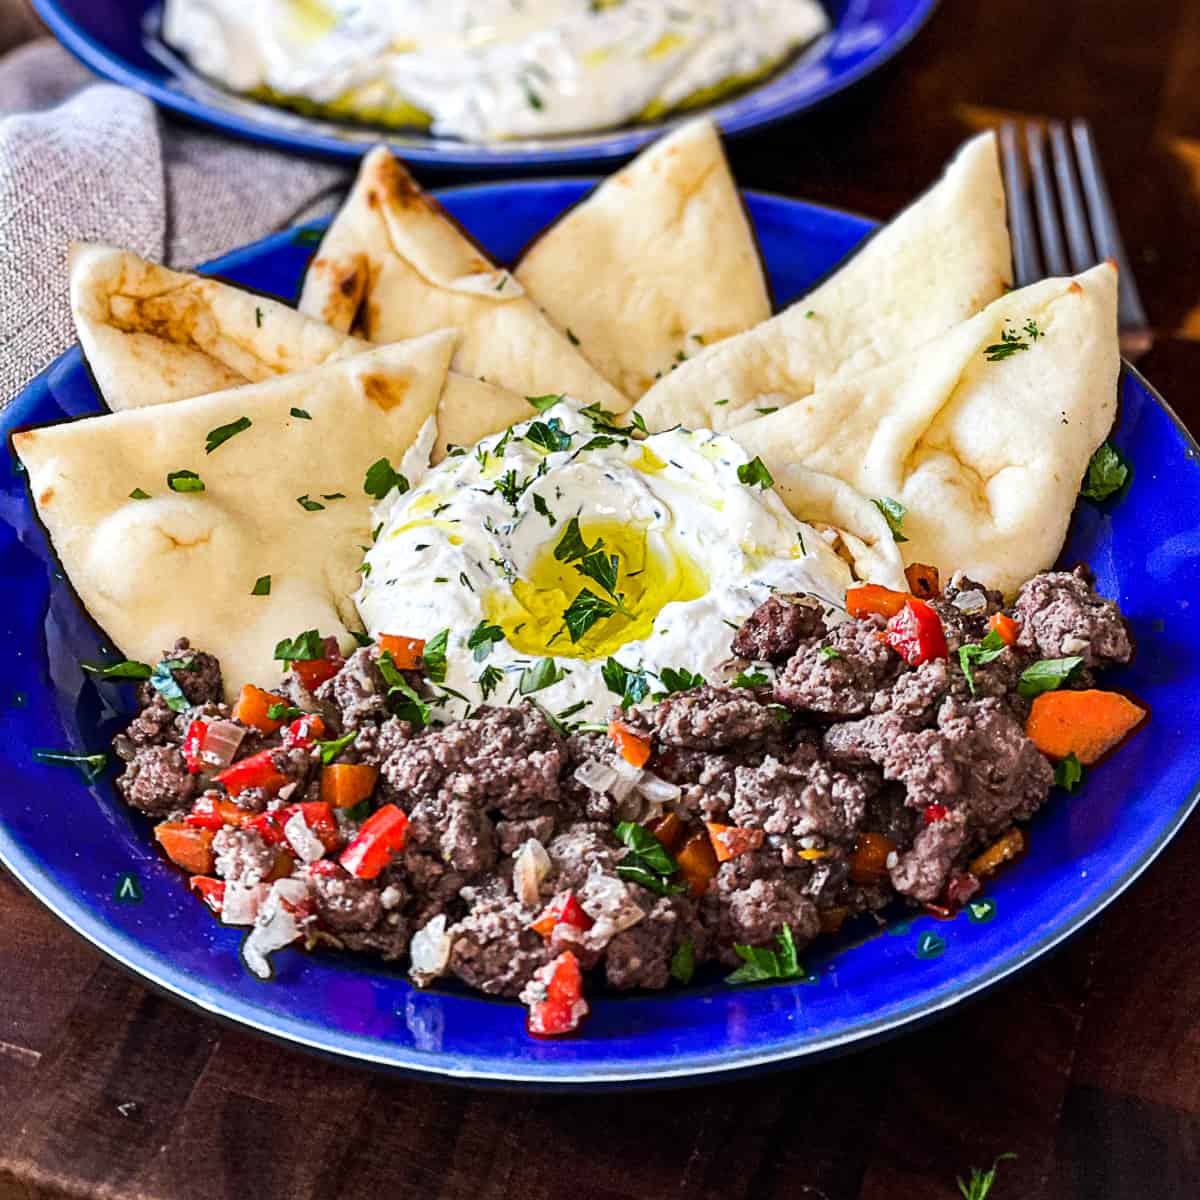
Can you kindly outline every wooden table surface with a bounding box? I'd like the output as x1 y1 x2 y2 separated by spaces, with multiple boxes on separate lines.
3 2 1200 1198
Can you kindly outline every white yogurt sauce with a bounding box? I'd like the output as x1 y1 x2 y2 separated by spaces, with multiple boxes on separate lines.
356 400 851 725
163 0 830 142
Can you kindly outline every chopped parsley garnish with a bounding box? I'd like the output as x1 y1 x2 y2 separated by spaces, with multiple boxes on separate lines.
984 320 1042 361
731 669 770 688
446 444 468 457
554 517 593 563
957 1154 1016 1200
363 457 409 500
290 407 311 420
149 656 194 713
553 517 632 619
602 657 650 707
527 393 564 413
377 651 431 728
82 659 151 681
818 646 841 661
422 628 450 683
958 629 1007 695
317 730 358 765
1055 752 1084 792
267 702 303 722
518 657 568 695
756 407 778 416
872 496 909 543
467 620 505 662
669 938 696 985
167 469 204 494
273 629 325 663
204 416 251 454
726 924 805 985
350 631 373 648
33 748 108 782
491 468 532 510
521 78 543 110
657 666 706 695
566 328 580 346
579 435 619 453
737 456 774 489
532 493 557 526
322 492 345 501
614 822 685 897
525 418 572 454
561 588 619 642
714 398 730 406
459 571 474 591
129 488 151 500
796 529 806 555
296 494 325 511
1017 656 1084 699
477 665 503 700
251 575 271 596
254 307 263 328
494 272 511 291
1080 441 1130 502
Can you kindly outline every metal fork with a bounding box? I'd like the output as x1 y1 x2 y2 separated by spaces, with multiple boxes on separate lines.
999 119 1152 359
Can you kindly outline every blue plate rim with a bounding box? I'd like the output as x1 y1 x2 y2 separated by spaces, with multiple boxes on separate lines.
30 0 943 168
2 187 1197 1086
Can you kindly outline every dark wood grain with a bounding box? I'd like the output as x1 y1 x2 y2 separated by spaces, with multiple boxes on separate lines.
3 2 1200 1197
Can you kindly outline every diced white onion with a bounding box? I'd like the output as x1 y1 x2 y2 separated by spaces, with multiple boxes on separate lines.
1062 634 1090 655
221 882 268 926
240 878 308 980
952 588 988 615
513 839 552 906
637 772 681 804
200 719 245 770
409 914 452 986
277 782 299 802
380 885 404 911
284 810 327 864
578 872 644 949
610 755 644 802
574 760 619 794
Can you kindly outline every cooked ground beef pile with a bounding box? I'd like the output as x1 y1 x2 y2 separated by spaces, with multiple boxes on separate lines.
113 566 1136 1012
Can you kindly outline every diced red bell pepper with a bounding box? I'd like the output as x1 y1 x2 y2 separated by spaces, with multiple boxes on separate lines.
924 803 949 825
704 822 765 863
189 876 226 915
182 719 208 775
530 892 594 939
524 951 589 1038
214 749 290 798
884 598 949 667
308 859 342 878
294 657 338 691
281 713 327 749
185 793 254 831
988 612 1020 647
944 871 982 908
247 809 289 847
339 804 408 879
283 801 341 854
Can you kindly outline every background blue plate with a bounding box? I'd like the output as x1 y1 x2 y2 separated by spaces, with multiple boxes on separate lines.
33 0 941 170
2 183 1198 1087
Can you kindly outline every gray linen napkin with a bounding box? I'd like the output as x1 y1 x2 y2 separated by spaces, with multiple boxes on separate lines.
0 40 350 408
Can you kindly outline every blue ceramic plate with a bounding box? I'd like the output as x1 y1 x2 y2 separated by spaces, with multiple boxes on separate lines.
2 183 1198 1088
33 0 941 170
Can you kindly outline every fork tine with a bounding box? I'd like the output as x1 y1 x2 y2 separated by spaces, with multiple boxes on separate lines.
999 122 1042 287
1027 125 1070 277
1048 121 1097 273
1071 119 1152 347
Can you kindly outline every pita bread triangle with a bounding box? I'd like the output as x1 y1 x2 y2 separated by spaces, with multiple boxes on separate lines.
515 118 771 398
732 263 1120 597
635 132 1013 433
69 243 532 462
15 333 455 698
297 147 630 411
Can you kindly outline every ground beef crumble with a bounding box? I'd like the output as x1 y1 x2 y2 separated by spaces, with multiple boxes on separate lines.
111 566 1137 1007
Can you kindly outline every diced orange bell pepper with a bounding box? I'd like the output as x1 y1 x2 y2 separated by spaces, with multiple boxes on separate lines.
320 762 379 810
846 584 910 620
155 822 215 875
968 828 1026 878
848 832 897 885
705 822 765 863
1025 689 1146 764
676 830 719 897
294 657 338 691
988 612 1020 647
647 811 685 852
232 684 289 734
904 562 941 600
608 720 652 768
378 635 426 671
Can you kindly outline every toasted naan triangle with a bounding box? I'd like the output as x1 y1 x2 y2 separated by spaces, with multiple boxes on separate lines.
15 334 455 698
636 132 1012 432
515 119 770 398
297 147 629 411
733 264 1120 597
69 243 528 462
